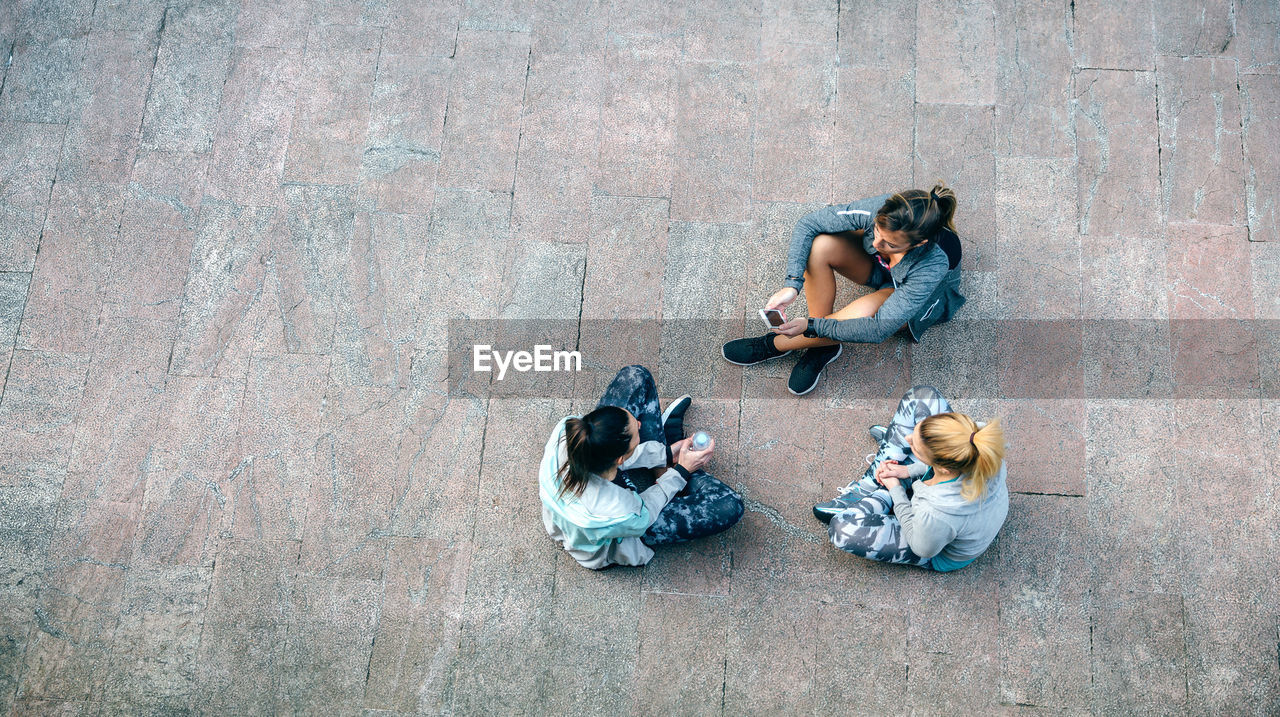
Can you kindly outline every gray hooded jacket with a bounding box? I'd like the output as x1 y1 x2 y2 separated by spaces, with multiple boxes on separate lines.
784 194 966 343
887 463 1009 563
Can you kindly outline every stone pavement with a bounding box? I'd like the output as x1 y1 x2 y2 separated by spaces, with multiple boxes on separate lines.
1 0 1279 713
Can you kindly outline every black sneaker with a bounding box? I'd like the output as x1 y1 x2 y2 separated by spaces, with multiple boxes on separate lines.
787 344 842 396
722 333 791 366
661 394 691 444
812 485 878 524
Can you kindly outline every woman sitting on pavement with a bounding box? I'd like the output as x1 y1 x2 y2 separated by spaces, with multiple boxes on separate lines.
814 385 1008 572
722 185 966 395
539 365 744 570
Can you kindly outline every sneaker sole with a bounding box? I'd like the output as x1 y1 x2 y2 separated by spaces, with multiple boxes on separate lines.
661 395 691 426
788 344 843 396
721 343 793 366
812 505 840 525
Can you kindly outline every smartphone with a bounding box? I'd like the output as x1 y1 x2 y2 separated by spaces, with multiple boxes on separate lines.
759 308 786 329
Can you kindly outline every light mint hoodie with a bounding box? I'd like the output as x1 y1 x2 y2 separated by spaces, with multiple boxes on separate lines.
539 417 686 569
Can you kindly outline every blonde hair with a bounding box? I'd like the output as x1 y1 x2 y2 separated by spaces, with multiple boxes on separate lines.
918 413 1004 502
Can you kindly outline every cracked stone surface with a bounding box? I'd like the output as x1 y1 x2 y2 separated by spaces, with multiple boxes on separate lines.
0 0 1278 713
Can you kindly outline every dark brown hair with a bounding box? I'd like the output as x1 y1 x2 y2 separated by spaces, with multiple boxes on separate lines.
874 182 958 248
558 406 632 498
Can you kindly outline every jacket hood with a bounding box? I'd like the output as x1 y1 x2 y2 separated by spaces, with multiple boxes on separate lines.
915 462 1008 516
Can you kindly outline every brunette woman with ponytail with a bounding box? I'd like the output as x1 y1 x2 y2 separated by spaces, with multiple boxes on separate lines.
723 184 966 396
815 385 1008 572
539 365 744 570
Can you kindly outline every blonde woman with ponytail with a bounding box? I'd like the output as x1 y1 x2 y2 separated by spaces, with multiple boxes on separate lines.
816 385 1008 572
723 184 967 396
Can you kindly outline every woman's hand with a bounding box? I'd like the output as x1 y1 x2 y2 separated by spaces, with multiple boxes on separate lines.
677 438 714 474
669 437 691 465
765 287 798 311
875 460 908 489
775 317 807 337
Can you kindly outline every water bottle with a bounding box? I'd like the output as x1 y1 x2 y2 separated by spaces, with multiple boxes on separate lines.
691 431 711 450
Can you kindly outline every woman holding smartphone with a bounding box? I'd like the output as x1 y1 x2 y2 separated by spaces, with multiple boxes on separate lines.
539 365 744 570
723 185 965 395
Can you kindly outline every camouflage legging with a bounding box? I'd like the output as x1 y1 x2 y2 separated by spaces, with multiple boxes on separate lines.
599 366 744 546
828 385 951 567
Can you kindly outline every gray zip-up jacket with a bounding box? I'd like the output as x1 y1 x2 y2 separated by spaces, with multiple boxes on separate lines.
887 462 1009 563
784 194 966 343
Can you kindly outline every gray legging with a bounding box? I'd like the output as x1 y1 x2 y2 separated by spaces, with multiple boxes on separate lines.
828 385 952 567
598 365 744 546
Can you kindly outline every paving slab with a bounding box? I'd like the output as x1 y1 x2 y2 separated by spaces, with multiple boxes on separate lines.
632 592 729 716
996 494 1091 711
1235 0 1280 75
16 182 124 353
206 47 303 206
280 574 382 714
721 590 818 715
512 51 602 243
436 29 530 192
836 0 914 69
1183 597 1280 715
194 538 298 712
1154 0 1233 56
1085 400 1181 595
1157 57 1245 227
140 0 236 153
0 122 62 273
1241 73 1280 242
1090 591 1188 715
832 66 913 202
0 35 88 125
228 353 329 543
753 39 832 204
995 157 1080 317
1173 399 1276 604
1074 69 1160 238
276 183 354 355
917 104 998 271
379 0 464 57
233 0 309 50
283 25 381 184
169 200 283 378
101 149 208 322
1073 0 1154 70
57 30 155 187
62 318 171 504
450 567 555 714
363 537 470 714
101 565 210 712
671 61 753 222
358 54 451 217
597 34 679 199
540 565 642 715
0 351 90 490
994 0 1073 158
916 0 996 105
1166 223 1253 319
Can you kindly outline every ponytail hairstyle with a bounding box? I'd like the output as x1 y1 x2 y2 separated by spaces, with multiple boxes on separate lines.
874 182 959 248
917 412 1005 502
557 406 633 498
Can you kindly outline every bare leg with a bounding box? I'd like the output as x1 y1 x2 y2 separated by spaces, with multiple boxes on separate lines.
774 287 895 351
